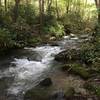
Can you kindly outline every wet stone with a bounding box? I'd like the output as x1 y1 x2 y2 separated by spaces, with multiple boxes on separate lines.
39 78 52 87
50 91 66 100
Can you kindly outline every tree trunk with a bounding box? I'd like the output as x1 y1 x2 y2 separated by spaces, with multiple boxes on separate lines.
39 0 44 33
55 0 59 19
66 0 70 13
4 0 7 12
95 0 100 23
13 0 20 22
0 0 1 7
47 0 52 14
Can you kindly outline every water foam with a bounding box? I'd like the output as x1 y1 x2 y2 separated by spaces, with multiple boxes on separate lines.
7 46 63 95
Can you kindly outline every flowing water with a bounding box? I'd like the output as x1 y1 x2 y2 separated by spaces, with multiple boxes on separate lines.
0 34 91 100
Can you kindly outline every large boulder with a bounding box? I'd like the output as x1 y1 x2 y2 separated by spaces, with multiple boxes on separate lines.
24 87 50 100
61 63 90 80
39 78 52 87
24 78 53 100
55 49 81 62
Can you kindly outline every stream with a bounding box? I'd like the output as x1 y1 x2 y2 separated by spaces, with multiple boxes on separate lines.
0 34 91 100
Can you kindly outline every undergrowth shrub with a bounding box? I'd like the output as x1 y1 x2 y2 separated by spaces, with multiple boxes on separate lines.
43 22 65 37
61 11 94 35
10 17 31 43
0 28 14 48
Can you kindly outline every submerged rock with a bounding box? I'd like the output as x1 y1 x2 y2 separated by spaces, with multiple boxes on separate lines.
65 87 75 96
48 41 59 46
50 91 66 100
39 78 52 87
79 34 89 39
50 88 75 100
24 78 52 100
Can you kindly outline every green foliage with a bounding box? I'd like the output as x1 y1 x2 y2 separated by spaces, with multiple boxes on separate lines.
84 83 100 96
62 11 83 33
61 11 94 35
28 37 42 46
0 4 43 49
0 11 12 27
81 49 96 64
0 28 14 48
18 4 38 25
10 17 31 42
43 22 65 37
0 0 98 50
80 41 100 66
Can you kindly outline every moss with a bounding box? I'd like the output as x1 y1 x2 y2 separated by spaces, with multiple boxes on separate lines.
62 63 90 79
65 87 75 96
24 87 53 100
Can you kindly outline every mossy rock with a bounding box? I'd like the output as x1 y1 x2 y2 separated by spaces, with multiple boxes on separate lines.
24 87 52 100
39 78 52 87
55 49 81 63
65 87 75 96
62 63 90 79
0 78 8 90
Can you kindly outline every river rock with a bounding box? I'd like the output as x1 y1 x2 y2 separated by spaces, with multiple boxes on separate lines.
79 34 89 39
48 41 59 46
39 78 52 87
55 49 81 62
70 34 76 38
24 87 50 100
65 87 75 97
50 37 56 41
50 91 66 100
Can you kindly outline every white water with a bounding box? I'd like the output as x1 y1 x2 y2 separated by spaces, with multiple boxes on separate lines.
0 46 63 96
